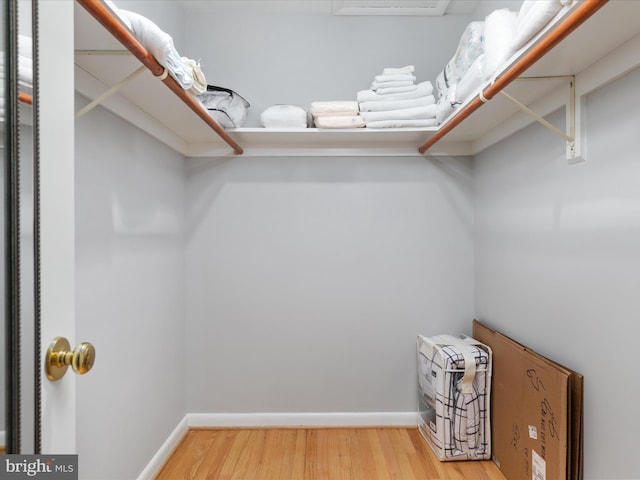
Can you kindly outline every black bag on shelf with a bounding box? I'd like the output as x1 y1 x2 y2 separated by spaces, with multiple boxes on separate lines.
197 85 250 128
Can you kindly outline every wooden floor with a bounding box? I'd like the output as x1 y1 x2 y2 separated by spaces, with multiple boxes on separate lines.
155 427 506 480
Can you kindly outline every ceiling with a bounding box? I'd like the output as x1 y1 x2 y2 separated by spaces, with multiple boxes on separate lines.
176 0 480 15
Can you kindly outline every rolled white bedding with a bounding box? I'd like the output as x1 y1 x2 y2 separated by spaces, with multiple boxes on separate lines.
115 8 204 92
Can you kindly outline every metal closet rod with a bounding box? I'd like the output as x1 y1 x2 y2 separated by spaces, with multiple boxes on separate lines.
418 0 609 154
75 0 244 155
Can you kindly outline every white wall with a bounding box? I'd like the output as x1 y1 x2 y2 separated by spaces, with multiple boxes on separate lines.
179 2 477 418
475 66 640 480
74 95 186 479
185 155 474 415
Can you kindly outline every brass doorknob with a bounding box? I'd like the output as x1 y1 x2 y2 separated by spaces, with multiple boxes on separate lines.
45 336 96 381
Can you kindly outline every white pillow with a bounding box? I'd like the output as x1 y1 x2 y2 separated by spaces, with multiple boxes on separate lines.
512 0 564 51
483 8 518 79
261 105 308 129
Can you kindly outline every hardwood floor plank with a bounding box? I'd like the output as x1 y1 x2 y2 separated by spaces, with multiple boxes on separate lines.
154 427 507 480
328 429 353 480
365 429 393 480
201 430 239 480
355 428 380 480
155 430 213 480
231 429 267 480
215 430 252 480
375 429 404 479
406 427 447 479
288 429 307 479
387 428 425 479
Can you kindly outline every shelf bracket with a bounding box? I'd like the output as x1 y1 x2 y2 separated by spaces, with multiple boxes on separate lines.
75 64 147 118
501 75 584 164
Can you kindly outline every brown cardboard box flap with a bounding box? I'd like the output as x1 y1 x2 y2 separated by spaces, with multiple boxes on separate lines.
472 319 584 480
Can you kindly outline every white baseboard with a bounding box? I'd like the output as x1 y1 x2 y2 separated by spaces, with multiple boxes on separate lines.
187 411 419 428
137 411 418 479
137 416 189 480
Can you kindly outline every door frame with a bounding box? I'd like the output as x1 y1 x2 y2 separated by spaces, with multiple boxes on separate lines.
37 0 76 454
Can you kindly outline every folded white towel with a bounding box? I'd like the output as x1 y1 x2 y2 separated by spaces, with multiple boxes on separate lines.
360 104 436 123
373 73 416 84
365 118 438 129
359 95 435 113
315 115 365 129
357 81 434 103
371 80 415 90
382 65 415 75
372 84 418 96
310 100 359 116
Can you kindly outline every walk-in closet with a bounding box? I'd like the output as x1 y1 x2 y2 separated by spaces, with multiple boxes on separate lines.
3 0 640 479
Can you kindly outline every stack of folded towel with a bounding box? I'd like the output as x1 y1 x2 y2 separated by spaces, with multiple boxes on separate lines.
309 101 364 128
357 66 437 128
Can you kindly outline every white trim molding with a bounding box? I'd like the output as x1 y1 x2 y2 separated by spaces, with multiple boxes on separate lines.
137 417 189 480
187 411 419 428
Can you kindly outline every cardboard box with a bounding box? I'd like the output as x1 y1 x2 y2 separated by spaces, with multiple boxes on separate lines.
472 319 584 480
417 334 492 461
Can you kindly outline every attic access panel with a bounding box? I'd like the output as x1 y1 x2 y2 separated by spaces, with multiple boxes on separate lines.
332 0 451 16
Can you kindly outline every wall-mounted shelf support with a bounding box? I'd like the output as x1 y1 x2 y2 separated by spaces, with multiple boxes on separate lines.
75 0 244 154
499 75 584 164
75 62 146 118
418 0 608 157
